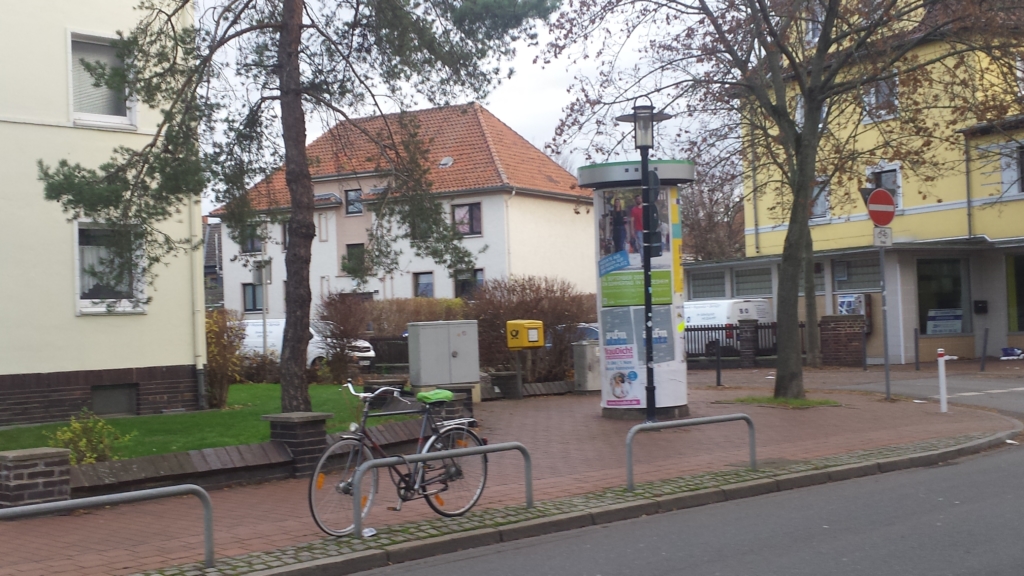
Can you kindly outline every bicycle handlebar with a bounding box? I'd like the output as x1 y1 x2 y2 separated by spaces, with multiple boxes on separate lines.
343 381 408 403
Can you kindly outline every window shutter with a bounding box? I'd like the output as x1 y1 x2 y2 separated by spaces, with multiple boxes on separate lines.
72 41 126 116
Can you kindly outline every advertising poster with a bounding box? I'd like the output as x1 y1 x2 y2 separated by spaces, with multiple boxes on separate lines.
595 184 687 410
926 308 963 335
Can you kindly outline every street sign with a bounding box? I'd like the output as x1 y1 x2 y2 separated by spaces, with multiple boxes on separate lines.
873 226 893 247
867 188 896 226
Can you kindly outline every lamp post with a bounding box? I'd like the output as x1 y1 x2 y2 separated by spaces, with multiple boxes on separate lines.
616 99 673 423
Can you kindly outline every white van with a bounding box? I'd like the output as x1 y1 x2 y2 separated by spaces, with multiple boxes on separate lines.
239 319 375 368
684 299 773 327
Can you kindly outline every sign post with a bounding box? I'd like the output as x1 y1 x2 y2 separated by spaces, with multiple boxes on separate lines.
867 189 895 400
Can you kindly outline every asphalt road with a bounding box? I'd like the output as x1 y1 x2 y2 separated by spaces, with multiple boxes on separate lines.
355 446 1024 576
829 373 1024 416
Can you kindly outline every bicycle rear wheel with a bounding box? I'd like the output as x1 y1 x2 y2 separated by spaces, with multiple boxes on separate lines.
309 437 377 536
421 427 487 517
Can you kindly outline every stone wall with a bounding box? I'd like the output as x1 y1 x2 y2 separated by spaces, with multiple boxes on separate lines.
0 365 199 426
820 315 866 367
0 448 71 508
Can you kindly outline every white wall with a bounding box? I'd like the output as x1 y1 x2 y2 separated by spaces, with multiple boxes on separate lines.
0 1 203 375
507 193 597 292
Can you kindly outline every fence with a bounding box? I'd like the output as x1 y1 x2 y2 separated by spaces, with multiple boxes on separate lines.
0 484 215 567
683 322 806 358
625 414 756 490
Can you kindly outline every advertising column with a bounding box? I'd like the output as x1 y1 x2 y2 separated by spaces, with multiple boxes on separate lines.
579 160 695 417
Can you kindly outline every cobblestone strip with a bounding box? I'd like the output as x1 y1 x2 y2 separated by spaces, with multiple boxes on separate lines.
133 433 995 576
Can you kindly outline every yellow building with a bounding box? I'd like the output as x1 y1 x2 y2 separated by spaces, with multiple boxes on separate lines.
686 57 1024 363
0 1 206 424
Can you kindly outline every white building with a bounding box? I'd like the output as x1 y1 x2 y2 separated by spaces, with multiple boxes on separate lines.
217 103 595 319
0 1 205 425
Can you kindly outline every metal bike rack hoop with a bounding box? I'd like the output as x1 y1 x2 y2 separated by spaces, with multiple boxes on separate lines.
0 484 215 568
351 441 532 538
626 414 756 491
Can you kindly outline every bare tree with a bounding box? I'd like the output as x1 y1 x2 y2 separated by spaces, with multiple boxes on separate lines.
547 0 1024 397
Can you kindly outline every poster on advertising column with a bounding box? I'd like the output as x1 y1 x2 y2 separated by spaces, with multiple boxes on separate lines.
581 159 694 413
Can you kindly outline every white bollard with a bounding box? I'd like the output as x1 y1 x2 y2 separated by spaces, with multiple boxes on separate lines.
937 348 959 413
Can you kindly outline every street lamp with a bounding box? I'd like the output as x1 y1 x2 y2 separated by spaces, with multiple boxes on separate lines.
616 98 673 423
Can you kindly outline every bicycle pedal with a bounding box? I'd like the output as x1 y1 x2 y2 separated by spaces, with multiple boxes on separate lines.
387 505 402 512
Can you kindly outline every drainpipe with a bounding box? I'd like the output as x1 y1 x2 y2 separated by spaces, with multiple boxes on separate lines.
190 194 207 409
963 136 973 239
504 188 517 275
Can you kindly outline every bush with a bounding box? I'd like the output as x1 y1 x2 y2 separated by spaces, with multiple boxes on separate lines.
205 309 245 408
466 276 596 382
46 409 135 465
240 351 281 384
316 293 373 381
366 298 466 337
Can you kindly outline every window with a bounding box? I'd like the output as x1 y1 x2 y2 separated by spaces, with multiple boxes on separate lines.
345 189 363 215
797 262 826 295
455 269 484 299
453 203 482 236
71 38 132 125
917 259 970 335
281 222 289 251
733 268 772 296
810 181 829 219
78 226 137 301
689 270 726 299
833 258 879 292
803 2 824 45
796 95 828 132
868 163 901 208
240 225 263 254
999 145 1023 196
252 259 271 284
414 272 434 298
863 75 899 121
243 283 264 312
343 243 367 277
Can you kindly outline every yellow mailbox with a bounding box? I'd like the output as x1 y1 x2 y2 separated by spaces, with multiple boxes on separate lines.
506 320 544 350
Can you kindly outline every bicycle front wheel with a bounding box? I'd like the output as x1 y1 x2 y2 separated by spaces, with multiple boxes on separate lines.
421 427 487 517
309 437 378 536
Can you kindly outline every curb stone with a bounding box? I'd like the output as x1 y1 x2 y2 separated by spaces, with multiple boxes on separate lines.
384 528 500 564
135 424 1023 576
246 550 387 576
499 510 594 542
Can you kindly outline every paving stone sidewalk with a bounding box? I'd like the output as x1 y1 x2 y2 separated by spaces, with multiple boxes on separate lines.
134 433 999 576
0 384 1017 576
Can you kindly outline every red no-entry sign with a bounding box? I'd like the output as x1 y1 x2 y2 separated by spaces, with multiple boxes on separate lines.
867 189 895 226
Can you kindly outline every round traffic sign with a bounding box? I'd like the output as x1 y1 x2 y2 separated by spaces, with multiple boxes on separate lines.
867 188 895 226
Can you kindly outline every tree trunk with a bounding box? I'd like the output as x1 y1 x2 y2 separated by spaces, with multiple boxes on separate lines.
775 221 806 399
803 230 822 368
277 0 314 413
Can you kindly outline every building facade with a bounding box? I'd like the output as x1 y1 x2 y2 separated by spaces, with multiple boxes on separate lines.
217 103 595 320
0 1 206 425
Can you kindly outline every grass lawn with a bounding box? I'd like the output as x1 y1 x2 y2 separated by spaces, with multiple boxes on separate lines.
0 383 400 460
726 395 841 408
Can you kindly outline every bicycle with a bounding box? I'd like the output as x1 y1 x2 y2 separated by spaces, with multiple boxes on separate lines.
309 381 488 537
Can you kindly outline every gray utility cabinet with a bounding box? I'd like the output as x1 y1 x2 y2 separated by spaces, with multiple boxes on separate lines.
408 320 480 387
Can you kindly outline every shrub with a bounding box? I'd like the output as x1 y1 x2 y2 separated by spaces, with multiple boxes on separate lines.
366 298 466 337
466 276 596 382
316 293 374 381
205 309 245 408
46 409 135 465
240 351 281 384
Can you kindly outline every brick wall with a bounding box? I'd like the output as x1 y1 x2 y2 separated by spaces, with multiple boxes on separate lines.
820 315 866 367
0 448 71 508
0 365 199 426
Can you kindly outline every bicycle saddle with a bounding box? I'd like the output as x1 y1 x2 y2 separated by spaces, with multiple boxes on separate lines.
416 389 454 404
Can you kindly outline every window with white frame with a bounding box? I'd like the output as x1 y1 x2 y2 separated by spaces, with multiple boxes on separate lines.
999 144 1023 196
862 74 898 122
77 224 143 312
804 2 824 45
414 272 434 298
733 268 772 297
689 270 726 299
71 37 134 126
243 283 264 312
833 258 880 291
867 162 901 208
810 180 829 219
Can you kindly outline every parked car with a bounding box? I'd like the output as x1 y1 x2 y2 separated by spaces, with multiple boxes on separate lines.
239 319 375 368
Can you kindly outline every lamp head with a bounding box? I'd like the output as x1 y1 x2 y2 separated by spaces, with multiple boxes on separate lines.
615 99 673 150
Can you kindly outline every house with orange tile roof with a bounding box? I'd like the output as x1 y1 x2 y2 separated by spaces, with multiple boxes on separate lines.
215 102 595 318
